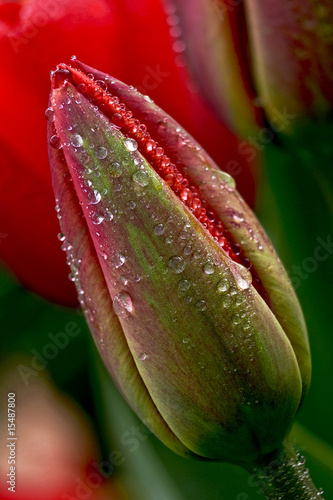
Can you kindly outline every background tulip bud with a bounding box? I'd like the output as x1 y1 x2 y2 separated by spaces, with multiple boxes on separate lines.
48 60 310 465
173 0 333 137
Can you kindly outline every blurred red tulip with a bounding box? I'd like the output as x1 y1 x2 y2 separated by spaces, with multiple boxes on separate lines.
0 0 256 307
0 362 125 500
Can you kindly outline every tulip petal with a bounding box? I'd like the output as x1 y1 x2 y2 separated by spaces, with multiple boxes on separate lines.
49 76 303 462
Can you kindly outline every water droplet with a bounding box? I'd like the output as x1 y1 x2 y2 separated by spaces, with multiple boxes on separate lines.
70 134 83 147
45 107 54 121
217 278 229 293
91 212 104 225
101 251 108 260
154 223 165 236
232 313 241 325
233 263 252 290
182 338 190 344
168 256 186 273
203 262 215 275
133 170 149 187
108 162 122 177
138 352 147 360
127 200 136 209
111 253 126 268
113 292 133 317
120 275 128 285
179 279 190 291
217 171 236 189
95 146 108 159
57 232 65 242
196 300 207 311
124 138 138 152
50 134 62 149
87 190 101 204
143 95 153 103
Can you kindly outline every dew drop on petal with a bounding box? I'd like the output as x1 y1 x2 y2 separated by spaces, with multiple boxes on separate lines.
217 171 236 189
57 232 65 242
154 223 165 236
113 292 133 317
95 146 108 159
45 107 54 121
50 134 62 149
70 134 83 147
91 212 104 225
133 171 149 187
203 262 215 275
87 190 101 205
217 278 230 293
168 256 186 273
196 300 207 311
124 138 138 152
138 352 147 361
179 279 190 291
111 253 126 268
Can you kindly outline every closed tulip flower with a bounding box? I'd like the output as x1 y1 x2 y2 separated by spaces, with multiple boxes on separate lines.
47 60 321 499
173 0 333 138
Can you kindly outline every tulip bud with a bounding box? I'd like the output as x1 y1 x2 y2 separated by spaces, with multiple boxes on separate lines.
47 60 310 464
173 0 333 136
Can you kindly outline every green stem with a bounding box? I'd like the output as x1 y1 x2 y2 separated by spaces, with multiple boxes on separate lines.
244 440 324 500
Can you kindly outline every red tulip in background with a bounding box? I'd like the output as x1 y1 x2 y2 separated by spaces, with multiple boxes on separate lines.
0 0 256 306
0 363 124 500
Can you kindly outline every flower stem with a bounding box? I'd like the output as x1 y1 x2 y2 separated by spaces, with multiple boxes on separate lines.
243 440 324 500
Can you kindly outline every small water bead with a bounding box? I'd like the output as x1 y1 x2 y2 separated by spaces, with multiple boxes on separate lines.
111 253 126 268
168 256 186 273
50 134 62 149
217 278 230 293
124 138 138 152
70 134 83 147
91 212 104 225
196 300 207 311
183 246 192 256
45 107 54 121
95 146 108 159
133 170 149 187
232 313 242 325
233 263 252 290
154 223 165 236
113 292 133 317
182 338 190 344
120 275 128 285
87 190 101 205
179 279 190 291
101 251 108 260
217 171 236 189
127 200 136 209
57 232 66 242
138 352 147 361
108 162 123 177
203 262 215 275
183 295 192 304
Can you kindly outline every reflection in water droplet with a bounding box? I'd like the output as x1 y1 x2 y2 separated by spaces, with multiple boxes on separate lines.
45 107 54 121
91 212 104 225
111 253 126 268
203 262 215 275
217 278 229 292
87 190 101 205
95 146 108 159
113 292 133 317
217 171 236 189
179 279 190 291
196 300 207 311
133 171 149 187
233 263 252 290
70 134 83 147
57 233 66 242
154 223 165 236
124 138 138 151
138 352 147 361
168 256 186 273
50 135 62 149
